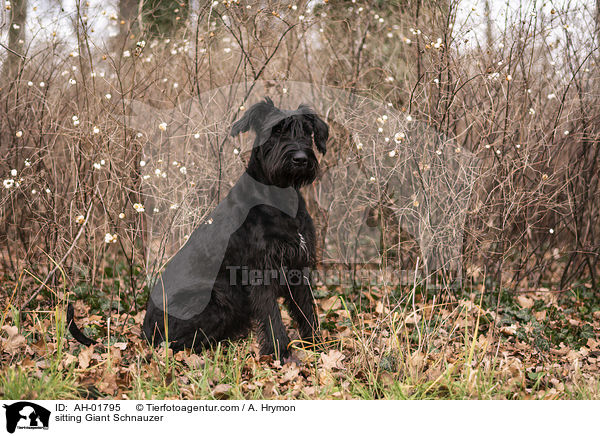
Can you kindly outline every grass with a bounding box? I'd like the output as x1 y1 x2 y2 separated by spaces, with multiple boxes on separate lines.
1 274 599 400
0 367 80 400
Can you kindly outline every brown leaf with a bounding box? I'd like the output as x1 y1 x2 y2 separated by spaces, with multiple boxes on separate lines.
378 371 396 388
1 326 26 354
133 311 146 324
375 301 389 315
317 368 336 386
405 311 421 324
61 353 77 368
19 356 34 368
319 349 345 371
302 386 316 397
2 325 19 337
280 364 300 384
409 351 426 367
212 384 232 399
517 295 534 309
113 342 127 350
184 353 204 370
98 371 118 395
500 325 517 336
78 346 94 369
320 296 342 312
262 381 276 398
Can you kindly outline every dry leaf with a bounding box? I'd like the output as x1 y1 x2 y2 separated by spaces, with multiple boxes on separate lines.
280 364 300 384
321 296 342 312
184 353 204 370
375 301 389 315
405 312 421 324
517 295 534 309
78 346 94 369
1 328 26 354
319 349 345 371
317 368 336 386
2 325 19 337
98 371 118 395
212 384 232 399
500 325 517 336
113 342 127 350
62 353 77 367
262 381 276 398
302 386 316 397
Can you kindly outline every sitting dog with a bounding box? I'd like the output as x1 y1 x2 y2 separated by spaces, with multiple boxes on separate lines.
142 97 328 359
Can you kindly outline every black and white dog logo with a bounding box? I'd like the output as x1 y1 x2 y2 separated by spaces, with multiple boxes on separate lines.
3 402 50 433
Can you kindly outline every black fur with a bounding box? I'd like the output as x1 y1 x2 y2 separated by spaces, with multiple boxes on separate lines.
142 98 328 359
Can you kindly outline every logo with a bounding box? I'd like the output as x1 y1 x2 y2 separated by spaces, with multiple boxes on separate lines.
2 402 50 433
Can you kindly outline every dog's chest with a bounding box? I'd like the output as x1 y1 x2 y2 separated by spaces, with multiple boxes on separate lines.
260 214 312 264
266 225 312 265
298 232 308 257
234 200 314 267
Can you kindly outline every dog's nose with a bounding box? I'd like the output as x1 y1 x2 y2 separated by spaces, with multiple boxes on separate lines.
292 151 308 167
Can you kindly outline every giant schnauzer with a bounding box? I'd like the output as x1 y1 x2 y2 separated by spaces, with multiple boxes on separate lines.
139 97 328 359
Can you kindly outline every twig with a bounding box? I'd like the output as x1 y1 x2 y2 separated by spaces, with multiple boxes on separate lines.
0 41 26 59
20 202 93 310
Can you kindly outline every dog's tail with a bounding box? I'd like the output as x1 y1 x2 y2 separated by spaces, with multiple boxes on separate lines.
66 303 97 346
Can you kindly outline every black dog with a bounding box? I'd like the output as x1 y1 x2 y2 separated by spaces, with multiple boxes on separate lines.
139 97 328 359
67 98 327 358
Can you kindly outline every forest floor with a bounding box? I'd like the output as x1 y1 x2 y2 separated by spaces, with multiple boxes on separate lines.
1 268 599 400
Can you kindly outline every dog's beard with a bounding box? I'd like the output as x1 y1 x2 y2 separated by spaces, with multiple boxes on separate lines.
263 148 319 188
266 157 318 188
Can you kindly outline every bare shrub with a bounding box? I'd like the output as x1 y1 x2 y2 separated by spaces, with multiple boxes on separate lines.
1 0 598 313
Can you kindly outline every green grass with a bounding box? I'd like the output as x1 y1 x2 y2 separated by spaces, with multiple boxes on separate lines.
0 367 80 400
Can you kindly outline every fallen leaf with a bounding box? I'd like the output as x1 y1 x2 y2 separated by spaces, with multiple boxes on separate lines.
98 371 118 395
61 353 77 368
317 368 336 386
517 295 534 309
212 384 232 399
2 325 19 337
113 342 127 350
320 296 342 312
302 386 316 396
184 353 204 370
262 381 276 398
280 364 300 384
319 349 345 371
78 346 94 369
1 326 26 354
375 301 389 315
500 325 517 336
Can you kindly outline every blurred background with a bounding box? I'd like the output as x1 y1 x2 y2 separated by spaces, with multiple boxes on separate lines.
1 0 599 310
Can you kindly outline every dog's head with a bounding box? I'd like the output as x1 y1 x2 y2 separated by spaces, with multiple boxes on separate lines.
230 97 328 188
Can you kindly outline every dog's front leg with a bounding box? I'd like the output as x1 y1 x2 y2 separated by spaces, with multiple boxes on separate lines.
249 285 290 359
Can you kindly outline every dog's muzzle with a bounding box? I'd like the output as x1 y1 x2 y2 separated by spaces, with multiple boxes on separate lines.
292 150 309 167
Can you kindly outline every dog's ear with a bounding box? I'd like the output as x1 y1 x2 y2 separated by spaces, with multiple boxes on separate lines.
230 97 275 137
307 113 329 155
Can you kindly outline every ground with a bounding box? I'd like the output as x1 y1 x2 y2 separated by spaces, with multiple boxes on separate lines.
1 271 599 400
